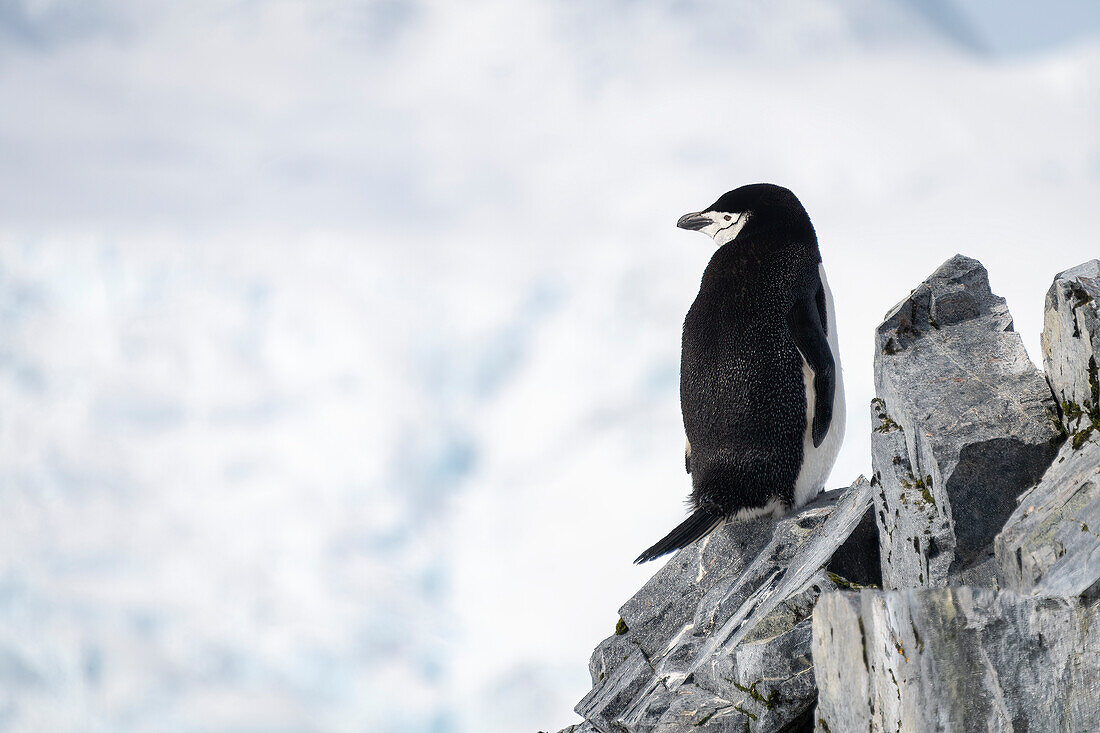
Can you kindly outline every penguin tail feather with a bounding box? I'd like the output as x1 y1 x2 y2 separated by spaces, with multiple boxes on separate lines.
634 509 722 564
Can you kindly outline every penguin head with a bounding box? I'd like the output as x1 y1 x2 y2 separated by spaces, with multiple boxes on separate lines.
677 183 812 245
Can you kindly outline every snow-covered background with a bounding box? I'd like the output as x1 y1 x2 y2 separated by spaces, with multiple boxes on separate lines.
0 1 1098 731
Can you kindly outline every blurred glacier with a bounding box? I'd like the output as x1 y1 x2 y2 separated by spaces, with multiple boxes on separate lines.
0 1 1098 732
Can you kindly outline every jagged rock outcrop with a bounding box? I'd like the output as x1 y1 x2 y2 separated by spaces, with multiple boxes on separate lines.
1042 259 1100 417
993 439 1100 598
574 479 873 732
556 724 599 733
993 262 1100 599
811 257 1100 733
812 587 1100 732
871 255 1063 589
564 256 1100 733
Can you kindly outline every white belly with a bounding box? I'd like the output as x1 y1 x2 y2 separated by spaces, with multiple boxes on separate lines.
792 263 846 507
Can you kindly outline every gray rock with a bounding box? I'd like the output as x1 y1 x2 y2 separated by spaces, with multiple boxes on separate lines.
618 514 775 662
578 513 778 729
649 684 740 732
606 599 822 732
812 587 1100 733
588 632 637 687
995 439 1100 598
1042 259 1100 420
870 398 953 589
686 480 872 687
575 479 873 732
989 260 1100 600
555 723 600 733
726 615 816 731
948 551 999 588
872 254 1063 586
577 646 655 733
825 499 882 589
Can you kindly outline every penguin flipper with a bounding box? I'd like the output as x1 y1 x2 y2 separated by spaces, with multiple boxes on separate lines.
634 508 722 564
787 285 835 447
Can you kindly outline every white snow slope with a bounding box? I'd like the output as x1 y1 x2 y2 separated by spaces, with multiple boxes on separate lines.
0 1 1098 731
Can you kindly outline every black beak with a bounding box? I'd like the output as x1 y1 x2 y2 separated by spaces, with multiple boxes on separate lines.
677 212 710 231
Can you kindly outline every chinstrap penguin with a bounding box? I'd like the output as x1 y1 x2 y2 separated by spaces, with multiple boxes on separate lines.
635 183 845 563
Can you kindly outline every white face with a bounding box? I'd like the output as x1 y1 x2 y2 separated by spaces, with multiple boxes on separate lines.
680 210 751 245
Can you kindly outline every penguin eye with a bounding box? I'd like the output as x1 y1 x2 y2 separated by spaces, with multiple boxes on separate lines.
724 215 732 221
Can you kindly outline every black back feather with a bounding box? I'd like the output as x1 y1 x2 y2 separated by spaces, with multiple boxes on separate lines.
634 507 722 564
